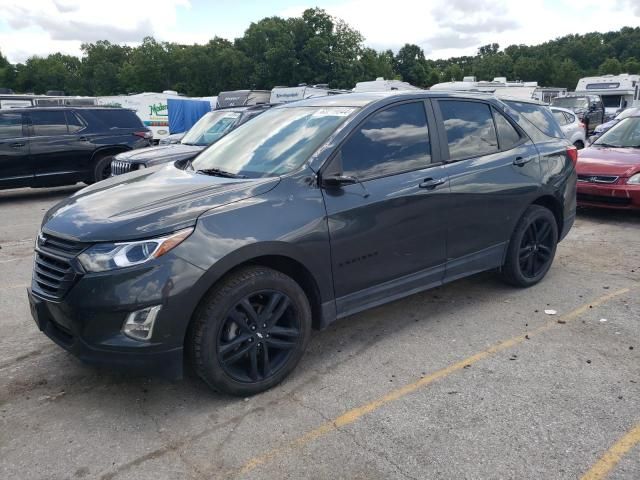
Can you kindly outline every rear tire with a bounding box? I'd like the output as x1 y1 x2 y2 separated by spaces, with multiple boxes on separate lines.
88 154 115 184
188 266 312 396
501 205 558 287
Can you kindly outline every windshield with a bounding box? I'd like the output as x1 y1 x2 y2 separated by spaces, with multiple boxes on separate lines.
191 106 357 178
593 117 640 148
551 97 589 109
181 110 242 146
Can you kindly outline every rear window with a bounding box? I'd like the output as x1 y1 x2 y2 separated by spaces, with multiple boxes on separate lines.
30 110 68 136
504 101 564 139
88 109 144 129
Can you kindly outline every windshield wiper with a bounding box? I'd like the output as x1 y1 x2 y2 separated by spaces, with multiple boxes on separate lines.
195 168 247 179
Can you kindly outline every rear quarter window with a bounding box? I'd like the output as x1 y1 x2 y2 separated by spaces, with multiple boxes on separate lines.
504 101 564 139
87 109 144 129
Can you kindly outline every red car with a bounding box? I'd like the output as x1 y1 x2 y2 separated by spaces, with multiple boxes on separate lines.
577 114 640 209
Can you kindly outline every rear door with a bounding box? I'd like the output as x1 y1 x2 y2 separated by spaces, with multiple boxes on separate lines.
26 110 88 185
433 98 541 281
321 100 449 315
0 111 31 188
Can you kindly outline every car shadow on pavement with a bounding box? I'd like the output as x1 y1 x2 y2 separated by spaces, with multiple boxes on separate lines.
0 185 84 204
577 206 640 224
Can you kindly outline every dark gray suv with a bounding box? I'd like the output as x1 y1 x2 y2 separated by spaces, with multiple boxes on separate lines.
28 92 577 396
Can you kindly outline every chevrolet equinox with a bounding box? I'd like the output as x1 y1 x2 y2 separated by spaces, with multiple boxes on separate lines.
28 92 577 396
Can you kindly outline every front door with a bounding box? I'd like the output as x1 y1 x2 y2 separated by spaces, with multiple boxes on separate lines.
0 111 31 188
321 100 449 316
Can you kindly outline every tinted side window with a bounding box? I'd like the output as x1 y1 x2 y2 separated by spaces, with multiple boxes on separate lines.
504 101 564 138
341 102 431 178
31 111 68 136
0 113 23 139
91 109 144 128
439 100 498 161
65 111 85 133
493 109 522 150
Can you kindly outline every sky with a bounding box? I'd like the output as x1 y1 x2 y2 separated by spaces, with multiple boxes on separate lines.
0 0 638 64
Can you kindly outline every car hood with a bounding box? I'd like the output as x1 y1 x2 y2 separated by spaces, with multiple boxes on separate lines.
115 144 205 166
577 146 640 177
42 164 279 242
594 120 616 134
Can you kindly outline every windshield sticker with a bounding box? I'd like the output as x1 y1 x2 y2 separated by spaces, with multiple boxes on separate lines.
313 108 355 117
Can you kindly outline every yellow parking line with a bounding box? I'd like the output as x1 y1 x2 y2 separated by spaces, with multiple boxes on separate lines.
235 287 631 476
580 422 640 480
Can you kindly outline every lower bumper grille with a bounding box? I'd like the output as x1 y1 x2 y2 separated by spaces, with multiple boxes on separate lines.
577 174 619 184
577 193 631 206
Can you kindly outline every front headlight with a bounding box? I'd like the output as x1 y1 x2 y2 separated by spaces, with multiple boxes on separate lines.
628 173 640 185
78 227 194 272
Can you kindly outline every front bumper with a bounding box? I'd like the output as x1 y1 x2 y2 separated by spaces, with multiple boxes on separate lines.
27 252 206 379
577 182 640 210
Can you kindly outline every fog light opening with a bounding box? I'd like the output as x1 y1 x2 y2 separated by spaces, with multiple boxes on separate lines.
122 305 161 341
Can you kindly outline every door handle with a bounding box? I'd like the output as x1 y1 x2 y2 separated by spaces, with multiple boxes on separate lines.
418 178 446 189
10 142 25 148
78 136 88 142
513 156 532 167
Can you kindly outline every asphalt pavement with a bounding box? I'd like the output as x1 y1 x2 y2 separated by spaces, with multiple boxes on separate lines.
0 185 638 480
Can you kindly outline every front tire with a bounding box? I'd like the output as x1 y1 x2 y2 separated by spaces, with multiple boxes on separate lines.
189 266 312 396
501 205 558 287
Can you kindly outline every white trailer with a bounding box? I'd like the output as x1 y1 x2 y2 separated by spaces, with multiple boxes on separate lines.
270 85 332 104
96 91 185 142
430 77 539 99
0 94 96 109
353 77 421 92
575 74 640 116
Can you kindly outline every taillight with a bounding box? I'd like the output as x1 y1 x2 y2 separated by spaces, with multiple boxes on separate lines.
134 131 153 140
579 122 586 130
566 145 578 167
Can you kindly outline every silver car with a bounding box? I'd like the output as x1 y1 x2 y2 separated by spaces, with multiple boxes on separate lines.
551 107 587 149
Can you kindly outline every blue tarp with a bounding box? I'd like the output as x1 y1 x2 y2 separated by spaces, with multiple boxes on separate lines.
168 98 212 134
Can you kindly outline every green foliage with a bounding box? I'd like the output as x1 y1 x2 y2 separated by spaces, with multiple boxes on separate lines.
1 16 638 95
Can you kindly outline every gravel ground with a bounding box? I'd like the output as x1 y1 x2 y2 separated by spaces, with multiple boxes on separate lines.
0 185 638 480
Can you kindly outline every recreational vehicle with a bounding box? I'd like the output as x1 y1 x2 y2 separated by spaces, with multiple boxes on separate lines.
575 74 640 117
353 77 421 92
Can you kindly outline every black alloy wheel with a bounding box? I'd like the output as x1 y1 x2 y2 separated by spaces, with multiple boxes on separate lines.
189 266 311 396
217 291 300 383
501 205 558 287
518 217 554 279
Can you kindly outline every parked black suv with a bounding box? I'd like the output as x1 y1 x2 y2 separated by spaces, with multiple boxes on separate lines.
111 105 270 175
28 92 576 396
0 107 151 189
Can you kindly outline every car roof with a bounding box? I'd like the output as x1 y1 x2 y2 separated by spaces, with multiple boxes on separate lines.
277 90 510 108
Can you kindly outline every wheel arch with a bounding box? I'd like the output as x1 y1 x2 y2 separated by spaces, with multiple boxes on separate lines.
183 245 332 352
531 194 563 235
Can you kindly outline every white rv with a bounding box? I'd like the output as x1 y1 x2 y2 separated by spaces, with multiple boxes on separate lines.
0 94 96 109
575 74 640 116
430 77 539 100
353 77 421 92
270 85 333 104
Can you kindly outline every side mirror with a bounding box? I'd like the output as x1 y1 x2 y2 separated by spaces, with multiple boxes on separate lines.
321 174 358 188
589 104 596 112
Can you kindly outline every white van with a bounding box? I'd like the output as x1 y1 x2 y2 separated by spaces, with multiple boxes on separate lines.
575 74 640 116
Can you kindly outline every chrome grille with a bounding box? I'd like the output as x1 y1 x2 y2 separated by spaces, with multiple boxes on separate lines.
111 159 133 176
32 233 86 299
577 174 619 184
